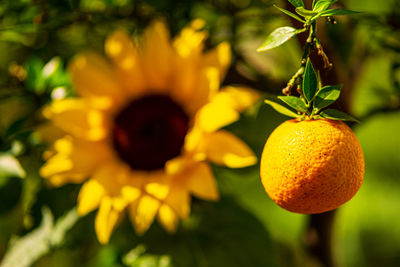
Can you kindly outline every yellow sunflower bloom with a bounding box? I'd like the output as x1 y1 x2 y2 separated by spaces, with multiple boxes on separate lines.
40 19 259 244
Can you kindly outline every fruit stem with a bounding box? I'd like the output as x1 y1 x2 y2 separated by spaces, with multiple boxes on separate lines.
304 210 336 267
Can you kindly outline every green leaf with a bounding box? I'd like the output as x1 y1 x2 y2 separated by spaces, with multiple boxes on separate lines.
0 153 26 180
288 0 304 8
257 27 297 52
303 59 318 102
24 57 46 93
264 99 300 118
319 9 361 16
295 7 318 17
0 208 79 267
132 198 276 267
273 5 306 23
319 109 359 122
313 85 342 110
123 245 172 267
278 96 308 114
312 0 318 8
313 0 337 12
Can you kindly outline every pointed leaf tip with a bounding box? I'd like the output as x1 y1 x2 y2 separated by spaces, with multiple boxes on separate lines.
313 84 342 110
274 5 306 23
319 9 361 17
264 99 300 118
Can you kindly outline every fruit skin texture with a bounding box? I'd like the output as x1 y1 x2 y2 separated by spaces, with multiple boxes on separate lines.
260 119 364 214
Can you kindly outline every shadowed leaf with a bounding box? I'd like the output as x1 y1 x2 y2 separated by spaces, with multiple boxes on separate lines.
320 109 359 122
288 0 304 8
303 59 318 102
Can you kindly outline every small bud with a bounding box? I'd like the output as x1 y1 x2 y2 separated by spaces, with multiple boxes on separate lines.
296 85 302 95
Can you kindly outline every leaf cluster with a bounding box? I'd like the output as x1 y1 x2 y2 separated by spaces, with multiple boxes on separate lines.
257 0 360 52
265 59 358 122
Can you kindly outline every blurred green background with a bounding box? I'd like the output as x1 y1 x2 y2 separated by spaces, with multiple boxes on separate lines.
0 0 400 266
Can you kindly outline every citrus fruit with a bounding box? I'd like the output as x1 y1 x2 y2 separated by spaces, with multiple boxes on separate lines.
260 118 364 214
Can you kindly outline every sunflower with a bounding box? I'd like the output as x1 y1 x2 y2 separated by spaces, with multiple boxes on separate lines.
40 19 259 244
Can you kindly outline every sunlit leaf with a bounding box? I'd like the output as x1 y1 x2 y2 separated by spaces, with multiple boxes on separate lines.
264 99 301 118
0 208 79 267
303 59 318 102
313 0 337 12
313 85 342 110
320 109 359 122
295 7 318 17
42 57 62 79
257 27 297 52
278 96 308 114
0 154 26 180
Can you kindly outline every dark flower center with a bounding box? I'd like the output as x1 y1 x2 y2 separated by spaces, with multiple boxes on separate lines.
112 94 189 171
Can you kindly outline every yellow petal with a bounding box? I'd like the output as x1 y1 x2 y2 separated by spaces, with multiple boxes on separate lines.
212 86 260 112
145 182 170 200
157 204 178 233
194 86 260 132
180 67 218 115
105 30 146 94
95 197 121 244
141 20 174 90
164 186 190 219
40 137 112 184
130 195 160 235
78 179 105 215
173 21 207 58
202 42 231 80
43 99 108 141
183 128 203 153
196 101 239 133
68 52 124 110
91 161 130 196
121 185 141 203
204 130 257 168
187 162 219 201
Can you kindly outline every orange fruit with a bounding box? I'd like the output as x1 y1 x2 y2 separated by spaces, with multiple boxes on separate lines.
260 118 364 214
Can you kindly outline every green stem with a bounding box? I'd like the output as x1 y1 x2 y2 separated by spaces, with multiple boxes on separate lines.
283 23 315 97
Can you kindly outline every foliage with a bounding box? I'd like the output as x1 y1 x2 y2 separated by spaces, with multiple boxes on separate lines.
258 0 359 122
0 0 400 266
